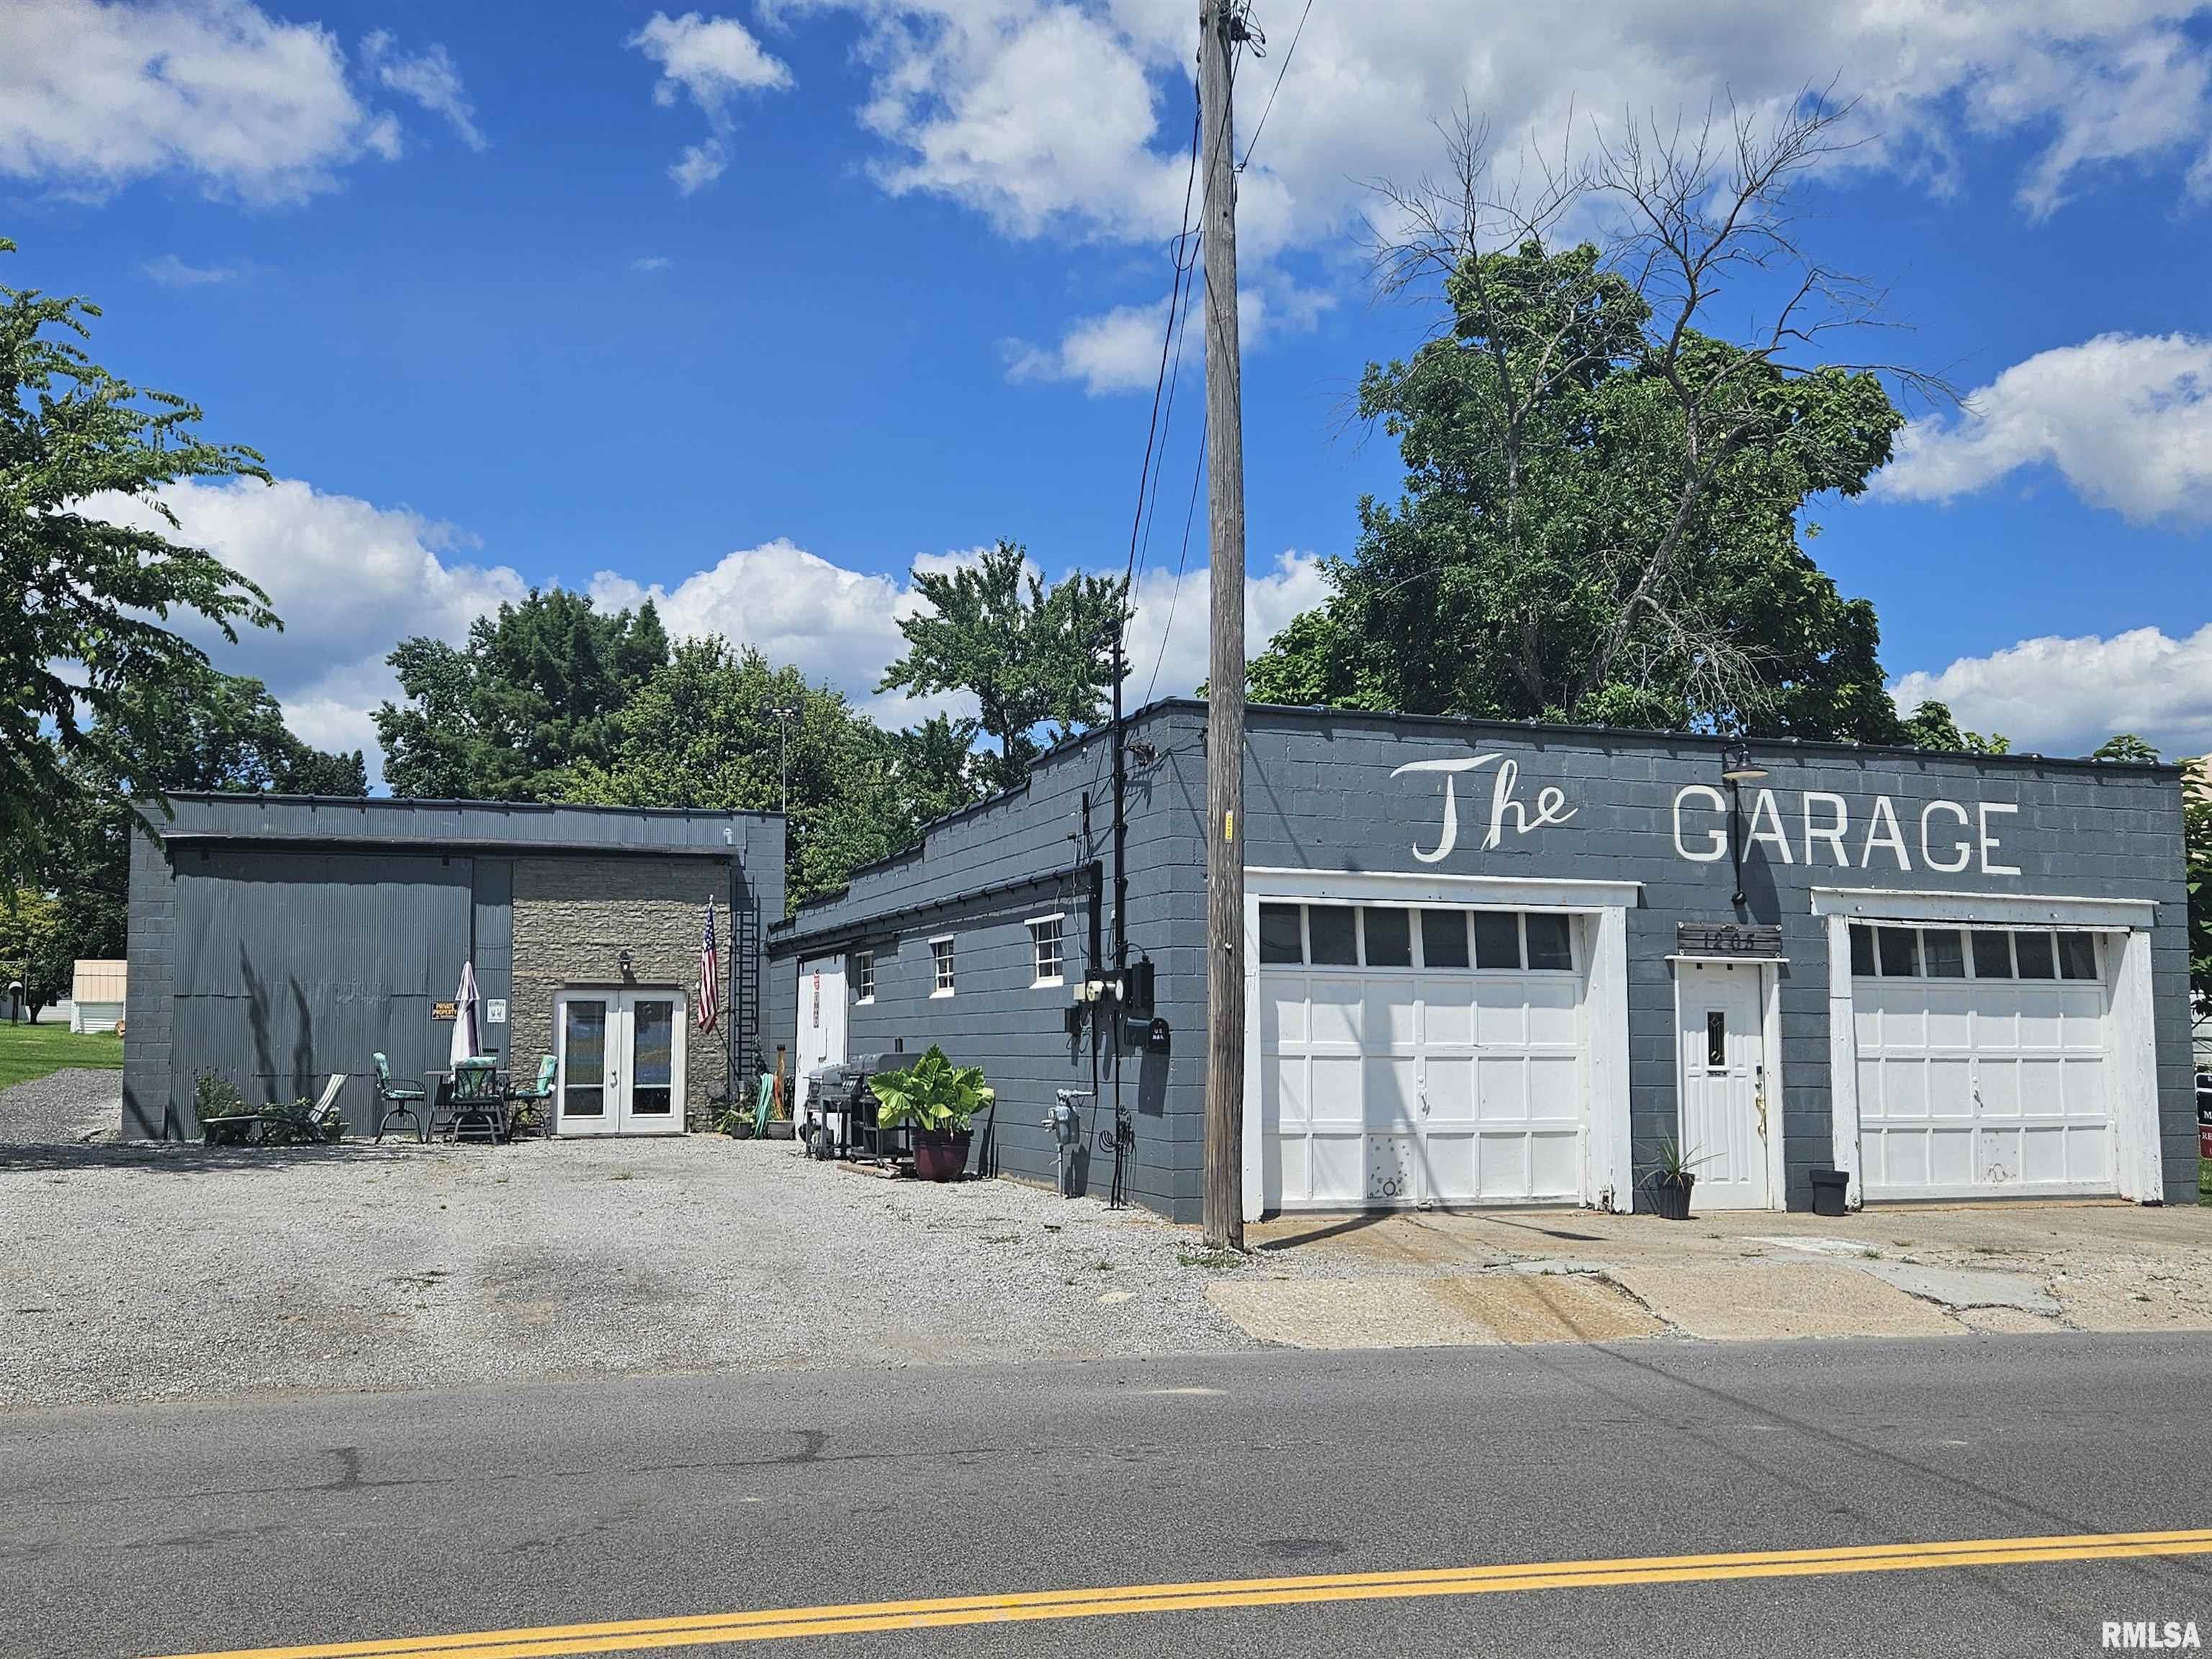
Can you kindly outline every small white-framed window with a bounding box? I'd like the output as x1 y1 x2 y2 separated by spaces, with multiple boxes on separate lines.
1027 912 1066 986
930 935 956 997
852 948 876 1004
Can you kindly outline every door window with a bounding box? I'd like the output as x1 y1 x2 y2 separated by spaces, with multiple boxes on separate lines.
630 998 675 1118
1706 1009 1727 1069
563 1000 607 1118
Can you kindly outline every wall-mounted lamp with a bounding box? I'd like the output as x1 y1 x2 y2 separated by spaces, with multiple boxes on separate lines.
619 948 634 978
1720 741 1766 907
1720 740 1768 785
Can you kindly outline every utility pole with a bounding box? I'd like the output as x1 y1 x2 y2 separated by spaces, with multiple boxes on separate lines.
1200 0 1247 1252
771 705 798 817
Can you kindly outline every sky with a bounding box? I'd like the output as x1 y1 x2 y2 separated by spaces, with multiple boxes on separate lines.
6 0 2212 783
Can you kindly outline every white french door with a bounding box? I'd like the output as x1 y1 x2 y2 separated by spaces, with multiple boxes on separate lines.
554 988 688 1136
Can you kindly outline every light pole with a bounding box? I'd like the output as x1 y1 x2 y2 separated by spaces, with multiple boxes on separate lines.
1720 739 1768 908
770 706 799 817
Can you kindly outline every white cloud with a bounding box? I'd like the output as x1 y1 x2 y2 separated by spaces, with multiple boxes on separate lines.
1893 624 2212 757
1004 279 1334 395
360 32 486 153
627 10 794 194
81 477 528 772
763 1 2212 259
143 253 236 286
586 539 986 729
0 0 427 202
1123 549 1331 702
1874 333 2212 523
631 254 673 272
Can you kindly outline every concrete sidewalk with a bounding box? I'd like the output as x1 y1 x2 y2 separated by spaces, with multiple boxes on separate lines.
1207 1202 2212 1347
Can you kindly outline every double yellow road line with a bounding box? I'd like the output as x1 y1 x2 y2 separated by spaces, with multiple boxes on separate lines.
155 1526 2212 1658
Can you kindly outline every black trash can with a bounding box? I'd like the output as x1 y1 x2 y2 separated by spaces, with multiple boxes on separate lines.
1809 1168 1851 1218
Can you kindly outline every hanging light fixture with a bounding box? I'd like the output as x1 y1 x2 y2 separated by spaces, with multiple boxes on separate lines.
1720 739 1768 784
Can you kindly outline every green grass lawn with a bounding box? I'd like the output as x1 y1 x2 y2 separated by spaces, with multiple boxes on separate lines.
0 1022 125 1092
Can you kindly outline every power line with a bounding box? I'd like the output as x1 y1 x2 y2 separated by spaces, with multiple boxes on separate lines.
1142 403 1209 708
1238 0 1313 174
1122 84 1204 592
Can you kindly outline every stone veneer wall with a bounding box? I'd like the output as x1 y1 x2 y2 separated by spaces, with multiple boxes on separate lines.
511 854 734 1129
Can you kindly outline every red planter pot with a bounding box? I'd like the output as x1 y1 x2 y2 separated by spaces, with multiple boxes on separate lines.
912 1129 973 1182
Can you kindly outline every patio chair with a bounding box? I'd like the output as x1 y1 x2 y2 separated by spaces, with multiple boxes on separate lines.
445 1057 506 1145
372 1052 428 1143
202 1074 346 1146
266 1074 348 1145
504 1054 557 1138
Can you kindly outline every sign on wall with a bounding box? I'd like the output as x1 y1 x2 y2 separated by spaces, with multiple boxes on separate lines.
1677 923 1784 958
1390 750 2028 877
486 998 508 1025
431 1001 458 1021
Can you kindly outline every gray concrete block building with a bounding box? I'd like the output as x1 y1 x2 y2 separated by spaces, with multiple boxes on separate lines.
771 700 2194 1223
125 796 781 1139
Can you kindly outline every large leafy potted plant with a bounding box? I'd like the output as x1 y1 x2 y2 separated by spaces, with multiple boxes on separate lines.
869 1046 993 1182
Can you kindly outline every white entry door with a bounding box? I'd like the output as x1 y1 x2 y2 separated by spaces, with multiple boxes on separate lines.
555 989 688 1136
1676 963 1771 1209
793 955 848 1112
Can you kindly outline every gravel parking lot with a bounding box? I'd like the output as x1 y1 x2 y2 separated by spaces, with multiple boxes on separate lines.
1 1128 1254 1408
0 1067 122 1146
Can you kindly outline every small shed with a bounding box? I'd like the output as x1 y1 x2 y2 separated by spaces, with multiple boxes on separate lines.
70 960 127 1034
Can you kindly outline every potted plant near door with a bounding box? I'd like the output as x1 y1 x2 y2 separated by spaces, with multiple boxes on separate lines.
1643 1136 1709 1222
869 1046 993 1182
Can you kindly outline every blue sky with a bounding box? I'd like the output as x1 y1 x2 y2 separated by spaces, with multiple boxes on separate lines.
7 0 2212 776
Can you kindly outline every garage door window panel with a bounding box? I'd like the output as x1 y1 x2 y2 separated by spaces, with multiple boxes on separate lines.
1923 930 1967 979
1421 909 1470 968
1473 912 1521 970
1362 907 1413 968
1259 904 1304 965
1972 931 2015 979
2057 932 2098 981
2014 931 2057 979
1308 906 1358 966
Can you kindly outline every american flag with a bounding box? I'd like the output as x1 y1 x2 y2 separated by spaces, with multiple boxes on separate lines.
698 899 719 1033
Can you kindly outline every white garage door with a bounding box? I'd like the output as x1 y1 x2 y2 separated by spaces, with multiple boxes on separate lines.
1259 902 1585 1209
1852 923 2113 1197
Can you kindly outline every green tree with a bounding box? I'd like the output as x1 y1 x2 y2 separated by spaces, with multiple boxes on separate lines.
878 540 1125 792
565 639 980 909
0 889 71 1022
1895 699 2010 755
2093 733 2160 763
375 588 669 799
0 237 281 891
54 668 365 962
1246 107 1928 742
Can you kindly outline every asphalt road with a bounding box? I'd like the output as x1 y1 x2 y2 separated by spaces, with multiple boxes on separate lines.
7 1334 2212 1658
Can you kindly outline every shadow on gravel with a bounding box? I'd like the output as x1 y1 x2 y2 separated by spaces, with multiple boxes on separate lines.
0 1141 455 1175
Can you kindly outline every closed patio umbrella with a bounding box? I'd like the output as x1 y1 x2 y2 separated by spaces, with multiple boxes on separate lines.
450 961 481 1069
